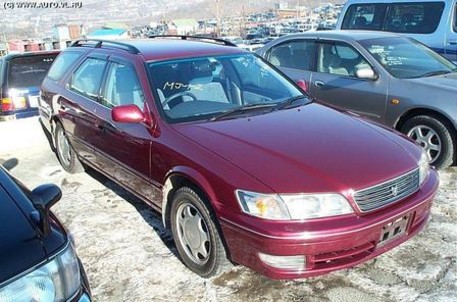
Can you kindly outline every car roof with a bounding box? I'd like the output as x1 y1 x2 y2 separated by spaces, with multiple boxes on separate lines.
274 30 406 43
69 38 247 62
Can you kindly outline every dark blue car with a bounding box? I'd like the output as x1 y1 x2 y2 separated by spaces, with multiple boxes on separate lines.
0 163 91 301
0 51 59 121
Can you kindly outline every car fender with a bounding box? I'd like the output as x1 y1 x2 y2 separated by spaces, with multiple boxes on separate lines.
392 104 457 134
161 166 218 228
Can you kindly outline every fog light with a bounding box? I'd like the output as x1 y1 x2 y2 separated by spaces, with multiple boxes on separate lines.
258 253 306 271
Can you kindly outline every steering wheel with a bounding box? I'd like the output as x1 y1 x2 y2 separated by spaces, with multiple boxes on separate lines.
162 91 198 107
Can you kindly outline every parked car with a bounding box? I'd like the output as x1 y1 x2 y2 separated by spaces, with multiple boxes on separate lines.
335 0 457 62
0 51 60 121
256 30 457 169
40 37 438 280
0 164 91 301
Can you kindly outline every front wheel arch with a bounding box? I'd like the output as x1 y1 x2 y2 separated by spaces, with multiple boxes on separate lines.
395 109 457 168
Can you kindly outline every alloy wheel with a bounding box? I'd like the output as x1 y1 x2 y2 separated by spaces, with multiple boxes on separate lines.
56 127 71 167
407 125 441 163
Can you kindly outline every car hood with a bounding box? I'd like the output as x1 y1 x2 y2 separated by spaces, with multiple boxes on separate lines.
174 103 420 194
0 187 46 284
407 72 457 91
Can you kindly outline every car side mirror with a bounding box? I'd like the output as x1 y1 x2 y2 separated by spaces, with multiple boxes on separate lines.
112 104 145 123
356 67 377 80
296 79 308 92
31 184 62 237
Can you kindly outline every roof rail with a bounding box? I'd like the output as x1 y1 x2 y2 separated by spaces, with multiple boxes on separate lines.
148 35 237 47
70 39 140 54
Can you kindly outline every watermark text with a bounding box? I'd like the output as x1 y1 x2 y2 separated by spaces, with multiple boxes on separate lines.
2 1 82 9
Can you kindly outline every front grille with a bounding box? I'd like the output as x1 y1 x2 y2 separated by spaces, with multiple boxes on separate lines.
354 168 419 212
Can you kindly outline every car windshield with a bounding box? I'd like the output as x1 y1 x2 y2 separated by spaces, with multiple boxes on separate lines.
359 37 457 79
7 54 57 88
148 54 307 123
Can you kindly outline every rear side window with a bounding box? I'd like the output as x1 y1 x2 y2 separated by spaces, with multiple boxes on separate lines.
47 52 82 81
267 40 314 71
7 54 57 88
342 2 445 34
69 58 107 100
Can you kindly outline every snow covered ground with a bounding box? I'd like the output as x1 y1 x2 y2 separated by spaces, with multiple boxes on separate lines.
1 117 456 302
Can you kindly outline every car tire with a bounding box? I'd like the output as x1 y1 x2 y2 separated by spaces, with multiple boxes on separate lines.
54 122 84 173
401 115 455 169
170 186 229 278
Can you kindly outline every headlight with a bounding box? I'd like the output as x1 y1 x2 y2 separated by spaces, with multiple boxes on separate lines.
236 190 290 219
236 190 353 220
0 243 81 302
418 149 430 185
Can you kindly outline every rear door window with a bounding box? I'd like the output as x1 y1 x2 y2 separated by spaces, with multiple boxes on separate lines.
69 58 107 100
267 40 314 71
342 2 445 34
7 54 57 88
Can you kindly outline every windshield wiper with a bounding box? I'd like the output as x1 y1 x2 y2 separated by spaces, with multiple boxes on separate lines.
210 103 277 121
418 70 452 78
274 95 309 110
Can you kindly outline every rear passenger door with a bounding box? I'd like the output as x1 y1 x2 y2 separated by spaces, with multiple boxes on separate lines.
64 55 108 163
309 41 388 124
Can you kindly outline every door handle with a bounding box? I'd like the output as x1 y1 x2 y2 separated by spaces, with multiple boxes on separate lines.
447 40 457 45
314 81 324 88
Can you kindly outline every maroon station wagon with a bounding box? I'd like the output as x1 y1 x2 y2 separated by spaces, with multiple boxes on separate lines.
39 38 438 279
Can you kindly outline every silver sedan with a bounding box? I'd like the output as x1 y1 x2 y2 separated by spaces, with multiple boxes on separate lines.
257 30 457 169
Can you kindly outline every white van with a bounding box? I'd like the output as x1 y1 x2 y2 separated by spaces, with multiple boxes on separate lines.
335 0 457 62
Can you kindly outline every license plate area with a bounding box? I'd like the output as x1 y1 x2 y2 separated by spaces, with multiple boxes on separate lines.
378 214 410 246
28 95 40 108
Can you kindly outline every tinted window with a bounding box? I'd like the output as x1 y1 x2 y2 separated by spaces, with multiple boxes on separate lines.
267 40 314 70
7 54 57 88
47 51 82 81
342 4 388 30
360 37 456 78
101 62 144 108
342 2 445 34
385 2 444 33
69 58 107 100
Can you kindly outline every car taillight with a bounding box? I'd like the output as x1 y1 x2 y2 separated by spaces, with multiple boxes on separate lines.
1 97 27 111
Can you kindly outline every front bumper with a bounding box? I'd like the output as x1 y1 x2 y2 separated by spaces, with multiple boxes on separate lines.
219 170 438 279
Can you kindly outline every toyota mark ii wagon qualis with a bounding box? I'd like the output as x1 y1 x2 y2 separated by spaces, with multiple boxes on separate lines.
39 37 438 279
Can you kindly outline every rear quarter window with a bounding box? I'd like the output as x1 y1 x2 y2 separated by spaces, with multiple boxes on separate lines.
47 51 82 81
